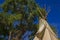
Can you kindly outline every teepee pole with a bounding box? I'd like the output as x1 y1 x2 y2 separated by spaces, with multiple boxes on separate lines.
37 5 51 20
37 7 45 19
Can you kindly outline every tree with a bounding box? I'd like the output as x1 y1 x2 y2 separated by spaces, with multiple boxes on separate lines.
0 0 47 40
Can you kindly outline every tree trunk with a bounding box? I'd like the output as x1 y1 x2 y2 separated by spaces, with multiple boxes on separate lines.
8 31 12 40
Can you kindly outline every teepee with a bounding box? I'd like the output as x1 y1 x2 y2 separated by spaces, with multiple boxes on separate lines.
34 7 58 40
33 18 58 40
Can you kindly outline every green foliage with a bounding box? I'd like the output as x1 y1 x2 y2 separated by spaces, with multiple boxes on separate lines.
58 38 60 40
0 0 47 40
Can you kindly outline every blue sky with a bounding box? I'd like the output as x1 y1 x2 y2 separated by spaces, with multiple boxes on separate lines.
0 0 60 38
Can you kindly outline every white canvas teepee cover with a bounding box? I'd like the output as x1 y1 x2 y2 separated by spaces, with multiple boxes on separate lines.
33 18 58 40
